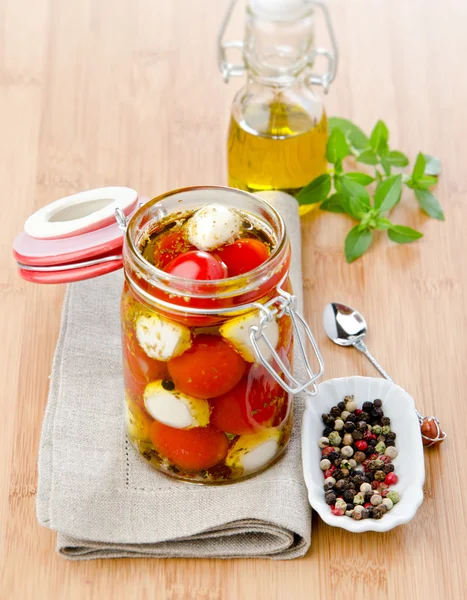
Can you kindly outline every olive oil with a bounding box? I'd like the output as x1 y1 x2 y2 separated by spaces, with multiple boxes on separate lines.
227 101 328 196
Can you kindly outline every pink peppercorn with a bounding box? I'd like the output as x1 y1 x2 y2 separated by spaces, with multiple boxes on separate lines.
355 440 368 451
355 409 363 416
324 466 336 478
322 446 335 456
364 503 372 509
368 453 378 461
331 508 344 516
385 473 399 485
380 455 391 464
371 480 380 489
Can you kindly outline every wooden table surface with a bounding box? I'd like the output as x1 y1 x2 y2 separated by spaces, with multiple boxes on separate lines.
1 0 466 597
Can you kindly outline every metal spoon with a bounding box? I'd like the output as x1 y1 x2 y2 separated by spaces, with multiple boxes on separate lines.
323 302 446 447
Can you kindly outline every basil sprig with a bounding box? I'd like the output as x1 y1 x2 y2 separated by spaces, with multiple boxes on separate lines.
297 118 443 263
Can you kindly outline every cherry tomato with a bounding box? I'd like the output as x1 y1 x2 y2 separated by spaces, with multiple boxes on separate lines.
153 231 195 269
168 334 246 398
210 365 287 434
216 238 270 276
150 421 229 471
164 250 228 281
123 336 168 401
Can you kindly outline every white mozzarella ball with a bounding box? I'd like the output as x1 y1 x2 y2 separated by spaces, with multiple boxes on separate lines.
185 204 241 251
136 313 191 361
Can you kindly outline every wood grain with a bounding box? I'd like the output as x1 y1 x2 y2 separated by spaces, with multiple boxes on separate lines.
1 0 466 597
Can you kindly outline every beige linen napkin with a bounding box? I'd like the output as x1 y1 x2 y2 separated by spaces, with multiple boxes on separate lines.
36 191 312 560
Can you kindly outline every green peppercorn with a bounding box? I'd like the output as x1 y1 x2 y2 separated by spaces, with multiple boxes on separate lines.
382 425 391 435
372 425 382 435
353 493 365 505
387 491 400 504
375 441 386 454
328 431 342 446
374 470 386 482
340 459 352 470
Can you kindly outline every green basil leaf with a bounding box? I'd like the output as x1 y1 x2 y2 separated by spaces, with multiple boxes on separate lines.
370 120 389 154
345 172 375 186
327 117 369 150
386 150 409 167
374 175 403 212
326 128 350 164
412 175 438 189
381 157 391 176
340 176 371 219
414 188 445 220
423 154 441 176
375 217 393 231
296 173 332 206
320 193 346 213
357 150 379 165
344 226 373 263
388 225 424 244
412 152 426 181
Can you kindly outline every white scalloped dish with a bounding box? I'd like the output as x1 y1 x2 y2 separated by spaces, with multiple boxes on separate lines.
302 377 425 532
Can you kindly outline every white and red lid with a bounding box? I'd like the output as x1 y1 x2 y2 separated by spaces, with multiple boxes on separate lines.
13 187 140 284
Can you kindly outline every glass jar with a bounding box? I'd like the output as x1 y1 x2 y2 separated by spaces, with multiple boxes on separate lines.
220 0 338 197
121 186 300 484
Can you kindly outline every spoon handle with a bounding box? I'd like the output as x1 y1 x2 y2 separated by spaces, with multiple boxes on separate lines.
353 340 394 383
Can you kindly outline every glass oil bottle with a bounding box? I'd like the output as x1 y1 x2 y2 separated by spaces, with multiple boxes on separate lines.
219 0 338 197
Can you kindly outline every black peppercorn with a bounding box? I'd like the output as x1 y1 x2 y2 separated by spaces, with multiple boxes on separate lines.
352 473 365 485
364 491 373 503
346 413 357 423
363 401 373 411
324 480 335 491
334 458 342 468
334 469 343 480
352 430 363 440
325 491 337 505
374 399 382 408
361 509 370 519
375 408 384 419
373 506 384 519
377 435 386 443
330 406 341 418
383 463 395 474
359 411 369 421
369 439 377 447
343 490 354 503
346 503 354 511
357 421 367 432
344 421 356 433
382 416 391 426
335 479 348 492
338 401 346 411
328 451 340 463
386 440 395 447
322 427 333 437
386 432 396 441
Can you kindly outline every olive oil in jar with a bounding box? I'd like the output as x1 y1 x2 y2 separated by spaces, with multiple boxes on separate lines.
228 101 328 196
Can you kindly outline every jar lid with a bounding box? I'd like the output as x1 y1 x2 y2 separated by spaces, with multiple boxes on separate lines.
13 187 140 283
248 0 312 21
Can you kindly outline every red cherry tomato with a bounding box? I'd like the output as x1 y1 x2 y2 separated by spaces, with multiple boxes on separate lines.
123 337 168 401
216 238 269 276
150 421 229 471
210 365 288 434
164 250 228 281
153 231 195 269
168 334 246 398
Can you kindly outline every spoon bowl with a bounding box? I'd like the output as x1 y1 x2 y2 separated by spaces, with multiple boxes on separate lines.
323 302 367 347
